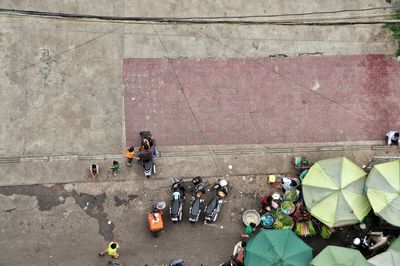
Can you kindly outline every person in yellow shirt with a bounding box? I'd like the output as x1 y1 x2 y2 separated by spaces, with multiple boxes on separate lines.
124 147 135 166
99 242 119 259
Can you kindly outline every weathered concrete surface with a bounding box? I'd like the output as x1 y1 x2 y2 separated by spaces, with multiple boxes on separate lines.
0 2 399 264
124 23 396 58
0 141 391 186
0 16 124 156
0 176 269 265
0 1 398 158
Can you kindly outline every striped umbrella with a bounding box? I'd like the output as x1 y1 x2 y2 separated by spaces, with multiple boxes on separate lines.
366 160 400 227
303 157 371 227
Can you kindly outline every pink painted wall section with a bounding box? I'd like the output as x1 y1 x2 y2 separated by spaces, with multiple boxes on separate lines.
123 55 400 146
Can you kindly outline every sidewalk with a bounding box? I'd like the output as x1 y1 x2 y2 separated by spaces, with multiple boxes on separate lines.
124 55 400 147
0 141 389 187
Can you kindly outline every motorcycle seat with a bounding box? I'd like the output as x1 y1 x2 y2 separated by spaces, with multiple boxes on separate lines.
191 198 201 215
206 197 218 214
171 199 180 215
143 160 152 170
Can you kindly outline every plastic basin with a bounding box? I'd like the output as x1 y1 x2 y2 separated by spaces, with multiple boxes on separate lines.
242 210 261 226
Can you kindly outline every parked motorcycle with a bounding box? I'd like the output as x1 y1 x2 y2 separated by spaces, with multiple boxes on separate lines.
147 202 166 237
170 177 185 223
141 158 155 178
204 179 229 223
139 131 156 178
188 177 208 223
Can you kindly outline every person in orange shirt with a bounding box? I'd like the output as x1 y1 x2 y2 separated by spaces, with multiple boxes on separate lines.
124 147 135 166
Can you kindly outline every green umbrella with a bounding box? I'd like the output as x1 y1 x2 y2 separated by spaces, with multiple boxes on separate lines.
368 249 400 266
310 245 372 266
302 157 371 227
390 236 400 252
244 229 312 266
366 160 400 227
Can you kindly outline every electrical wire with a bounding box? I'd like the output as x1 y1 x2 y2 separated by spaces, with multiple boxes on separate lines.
0 7 399 25
0 6 397 20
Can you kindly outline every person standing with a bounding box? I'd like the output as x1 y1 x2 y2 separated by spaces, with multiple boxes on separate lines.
99 242 119 259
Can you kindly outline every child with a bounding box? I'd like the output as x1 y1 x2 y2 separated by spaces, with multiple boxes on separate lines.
89 164 99 179
110 161 119 176
99 242 119 259
124 147 135 166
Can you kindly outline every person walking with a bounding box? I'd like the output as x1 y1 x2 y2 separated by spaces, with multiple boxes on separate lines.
385 131 400 153
110 161 119 176
124 147 135 166
99 242 119 259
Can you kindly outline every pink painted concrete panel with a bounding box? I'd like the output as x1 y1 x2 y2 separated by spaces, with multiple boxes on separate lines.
123 55 400 146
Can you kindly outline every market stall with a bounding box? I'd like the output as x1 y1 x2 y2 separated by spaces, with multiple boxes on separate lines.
302 156 371 227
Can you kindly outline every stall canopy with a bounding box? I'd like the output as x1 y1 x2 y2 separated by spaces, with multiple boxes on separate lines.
244 229 312 266
302 157 371 227
390 236 400 252
310 245 372 266
365 160 400 227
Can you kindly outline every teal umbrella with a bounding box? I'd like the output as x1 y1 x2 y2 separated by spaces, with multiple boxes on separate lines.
244 229 313 266
310 245 372 266
390 236 400 252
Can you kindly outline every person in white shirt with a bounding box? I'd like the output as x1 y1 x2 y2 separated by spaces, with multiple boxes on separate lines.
385 131 400 153
233 241 246 256
278 176 300 191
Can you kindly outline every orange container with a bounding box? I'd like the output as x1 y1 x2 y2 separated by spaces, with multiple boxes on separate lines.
148 212 164 232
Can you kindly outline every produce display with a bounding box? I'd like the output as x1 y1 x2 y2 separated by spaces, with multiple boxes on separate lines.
252 157 333 240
